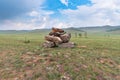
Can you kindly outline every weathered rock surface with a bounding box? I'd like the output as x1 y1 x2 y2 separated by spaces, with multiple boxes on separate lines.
60 33 71 43
45 35 62 44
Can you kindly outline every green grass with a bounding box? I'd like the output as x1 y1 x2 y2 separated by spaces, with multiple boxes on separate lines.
0 32 120 80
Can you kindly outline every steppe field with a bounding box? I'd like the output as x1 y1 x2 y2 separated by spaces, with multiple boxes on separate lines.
0 28 120 80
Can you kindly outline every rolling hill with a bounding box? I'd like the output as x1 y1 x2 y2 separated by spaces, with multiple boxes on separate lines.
0 25 120 34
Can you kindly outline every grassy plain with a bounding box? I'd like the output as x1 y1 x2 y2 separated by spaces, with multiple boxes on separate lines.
0 31 120 80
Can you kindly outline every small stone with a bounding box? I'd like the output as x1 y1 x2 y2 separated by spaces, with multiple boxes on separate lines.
26 52 34 55
58 42 75 48
61 73 72 80
43 41 55 48
78 46 87 48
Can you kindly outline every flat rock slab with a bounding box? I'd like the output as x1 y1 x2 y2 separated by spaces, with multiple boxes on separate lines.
58 42 75 48
43 42 75 48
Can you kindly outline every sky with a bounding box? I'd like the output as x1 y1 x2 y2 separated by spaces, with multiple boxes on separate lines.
0 0 120 30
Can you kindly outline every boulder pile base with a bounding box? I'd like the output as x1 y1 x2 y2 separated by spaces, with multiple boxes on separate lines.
43 28 75 48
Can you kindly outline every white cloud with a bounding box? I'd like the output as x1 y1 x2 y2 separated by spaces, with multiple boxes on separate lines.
0 9 68 30
60 0 120 27
60 0 68 6
1 20 35 30
29 11 39 17
0 9 56 30
27 9 70 29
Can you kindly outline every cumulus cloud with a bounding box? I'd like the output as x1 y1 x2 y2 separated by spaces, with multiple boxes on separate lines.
0 9 66 30
0 17 68 30
60 0 69 6
0 20 33 30
0 0 44 20
0 20 48 30
60 0 120 27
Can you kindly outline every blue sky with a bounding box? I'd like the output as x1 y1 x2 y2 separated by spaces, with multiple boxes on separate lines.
43 0 91 10
0 0 120 30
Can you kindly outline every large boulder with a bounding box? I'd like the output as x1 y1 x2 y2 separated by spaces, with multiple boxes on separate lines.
45 35 62 45
49 31 66 37
60 33 71 43
52 27 64 33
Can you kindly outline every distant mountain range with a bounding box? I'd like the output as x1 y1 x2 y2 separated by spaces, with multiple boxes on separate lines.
0 25 120 34
75 25 120 33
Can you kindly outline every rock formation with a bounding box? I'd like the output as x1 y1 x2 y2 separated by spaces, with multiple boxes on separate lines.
43 27 75 48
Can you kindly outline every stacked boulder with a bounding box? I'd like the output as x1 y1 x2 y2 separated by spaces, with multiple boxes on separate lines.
43 28 75 48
